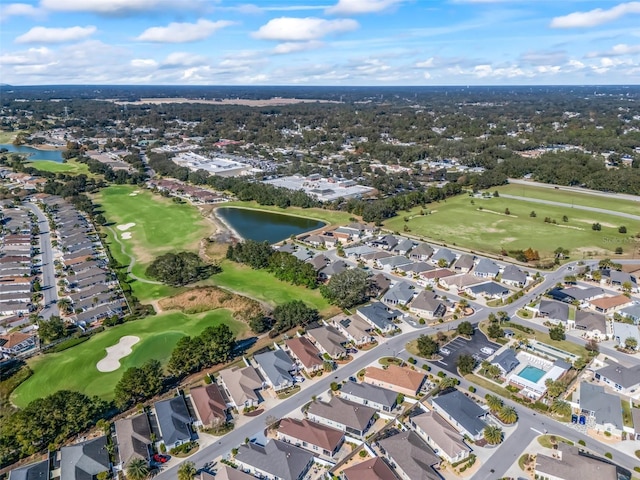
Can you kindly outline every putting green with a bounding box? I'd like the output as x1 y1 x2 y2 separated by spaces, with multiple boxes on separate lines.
11 310 245 407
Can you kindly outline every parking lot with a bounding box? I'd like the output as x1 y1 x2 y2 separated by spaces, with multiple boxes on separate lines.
431 328 501 375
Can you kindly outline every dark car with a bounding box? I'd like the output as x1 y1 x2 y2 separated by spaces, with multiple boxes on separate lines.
153 454 169 463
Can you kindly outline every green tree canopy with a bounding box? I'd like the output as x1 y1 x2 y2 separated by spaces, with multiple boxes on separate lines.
417 334 439 358
114 359 164 410
272 300 319 334
456 354 476 375
456 321 474 336
146 251 217 286
320 268 370 309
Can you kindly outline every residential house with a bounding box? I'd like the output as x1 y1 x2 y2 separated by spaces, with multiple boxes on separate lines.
276 418 345 459
410 243 434 261
370 234 398 251
574 311 608 340
356 303 401 334
190 384 230 428
340 381 398 412
589 295 632 314
308 254 330 271
254 349 297 392
440 274 484 292
284 337 323 374
538 299 571 326
60 436 110 480
430 389 488 440
318 260 348 281
619 304 640 324
341 457 397 480
535 443 617 480
501 265 528 288
491 349 520 376
306 325 348 359
549 287 605 305
344 245 377 259
203 466 255 480
612 322 640 351
466 282 509 299
0 332 37 356
369 273 391 297
378 430 441 480
396 262 433 278
600 269 638 292
218 365 263 409
409 291 446 319
579 383 624 435
417 268 455 287
154 395 192 450
382 281 415 306
333 314 375 346
234 439 314 480
306 397 376 437
473 259 500 279
594 363 640 395
393 238 415 255
376 255 413 273
114 414 152 467
431 248 456 267
363 364 426 397
8 459 49 480
409 410 471 464
453 254 474 273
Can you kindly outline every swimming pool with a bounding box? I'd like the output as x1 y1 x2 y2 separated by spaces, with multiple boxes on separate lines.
518 365 546 383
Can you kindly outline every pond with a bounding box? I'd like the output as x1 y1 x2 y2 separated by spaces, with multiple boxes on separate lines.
216 207 325 244
0 144 64 162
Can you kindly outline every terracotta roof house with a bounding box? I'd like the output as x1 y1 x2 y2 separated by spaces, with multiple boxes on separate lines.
589 295 632 314
363 365 426 397
234 439 314 480
190 384 230 428
306 325 348 359
535 443 617 480
60 436 110 480
409 291 446 319
307 397 376 437
114 413 152 467
284 336 323 374
341 457 397 480
8 459 49 480
276 418 345 459
378 430 440 480
409 410 472 464
218 365 263 408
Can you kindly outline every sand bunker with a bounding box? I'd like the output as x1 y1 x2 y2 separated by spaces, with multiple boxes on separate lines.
96 336 140 372
121 232 132 240
129 193 138 196
117 222 136 231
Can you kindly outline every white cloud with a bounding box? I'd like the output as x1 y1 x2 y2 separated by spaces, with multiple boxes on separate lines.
550 2 640 28
136 19 234 43
519 50 567 66
131 58 158 68
161 52 208 67
326 0 403 15
0 3 44 21
587 43 640 57
39 0 205 14
253 17 358 41
15 25 97 44
273 41 323 54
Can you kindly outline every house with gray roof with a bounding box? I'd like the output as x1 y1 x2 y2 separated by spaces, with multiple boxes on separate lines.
393 238 415 255
60 436 110 480
501 264 527 287
473 259 500 279
308 254 330 271
409 291 446 319
574 311 608 340
344 245 377 258
431 389 488 440
306 325 348 359
612 322 640 351
601 269 638 292
369 234 398 251
114 413 152 467
594 363 640 395
319 260 348 280
579 383 624 435
619 303 640 324
307 396 376 437
376 255 413 272
535 443 617 480
466 281 509 299
409 410 471 464
292 248 314 262
218 365 263 408
356 302 401 333
431 248 456 267
453 254 475 273
378 430 441 480
410 243 434 261
203 466 255 480
538 299 570 325
491 349 520 376
561 286 605 303
234 439 313 480
154 395 192 450
333 314 374 346
340 381 398 412
8 459 49 480
253 349 297 392
382 281 415 306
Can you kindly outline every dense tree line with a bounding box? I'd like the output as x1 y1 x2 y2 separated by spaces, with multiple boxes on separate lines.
113 359 164 410
320 269 370 308
146 251 219 286
167 324 235 376
271 300 319 334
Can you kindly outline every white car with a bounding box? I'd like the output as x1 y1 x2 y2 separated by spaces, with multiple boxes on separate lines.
480 347 495 355
440 348 451 356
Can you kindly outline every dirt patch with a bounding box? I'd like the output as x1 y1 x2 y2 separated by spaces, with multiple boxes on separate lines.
159 286 266 322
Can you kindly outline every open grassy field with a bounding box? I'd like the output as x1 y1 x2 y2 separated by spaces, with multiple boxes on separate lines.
11 310 246 407
385 194 640 260
222 201 354 227
211 260 339 317
27 159 92 176
0 131 19 143
494 184 640 216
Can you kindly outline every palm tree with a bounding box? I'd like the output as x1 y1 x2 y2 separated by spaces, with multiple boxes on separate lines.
57 298 72 314
498 405 518 424
487 365 501 379
125 459 149 480
551 399 572 417
177 461 197 480
483 425 503 445
485 394 503 413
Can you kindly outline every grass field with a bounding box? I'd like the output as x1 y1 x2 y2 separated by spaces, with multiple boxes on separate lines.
11 310 245 407
494 184 640 216
27 159 92 176
385 193 640 260
211 260 339 317
222 201 354 227
0 131 19 143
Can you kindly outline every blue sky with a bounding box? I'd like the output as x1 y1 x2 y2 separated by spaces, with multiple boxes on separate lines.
1 0 639 85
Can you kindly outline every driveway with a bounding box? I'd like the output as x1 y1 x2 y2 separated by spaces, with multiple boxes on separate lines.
431 328 501 375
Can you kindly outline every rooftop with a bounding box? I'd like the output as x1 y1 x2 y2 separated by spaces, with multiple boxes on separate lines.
277 418 344 452
235 439 313 480
364 364 426 394
378 430 440 480
307 396 376 432
431 389 487 437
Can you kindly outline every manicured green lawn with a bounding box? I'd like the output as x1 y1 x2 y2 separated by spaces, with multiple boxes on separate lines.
12 310 245 407
494 184 640 216
27 159 91 176
385 193 640 260
0 131 19 143
211 260 339 317
222 201 354 227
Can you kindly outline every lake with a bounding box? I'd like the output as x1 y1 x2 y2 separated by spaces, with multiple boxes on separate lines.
216 207 325 244
0 144 64 162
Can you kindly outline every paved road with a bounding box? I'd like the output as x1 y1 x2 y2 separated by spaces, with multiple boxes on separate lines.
24 202 59 319
500 193 640 222
508 179 640 203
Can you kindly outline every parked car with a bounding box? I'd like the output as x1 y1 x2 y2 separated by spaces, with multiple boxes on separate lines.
440 348 451 356
153 454 169 464
480 347 495 355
